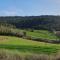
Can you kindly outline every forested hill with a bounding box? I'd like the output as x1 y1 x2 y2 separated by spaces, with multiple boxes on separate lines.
0 15 60 31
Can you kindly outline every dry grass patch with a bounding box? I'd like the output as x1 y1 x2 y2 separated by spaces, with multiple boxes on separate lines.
0 49 60 60
0 36 8 41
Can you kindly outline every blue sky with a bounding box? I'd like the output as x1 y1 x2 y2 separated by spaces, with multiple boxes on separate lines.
0 0 60 16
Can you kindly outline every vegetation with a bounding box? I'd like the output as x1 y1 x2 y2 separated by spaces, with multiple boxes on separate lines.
26 30 58 40
0 24 59 44
0 15 60 30
0 36 59 54
0 36 60 60
0 15 60 60
0 49 60 60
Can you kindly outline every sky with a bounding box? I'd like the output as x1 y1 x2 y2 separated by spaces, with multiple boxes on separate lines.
0 0 60 16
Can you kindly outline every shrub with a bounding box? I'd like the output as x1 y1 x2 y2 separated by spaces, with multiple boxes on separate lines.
23 31 26 37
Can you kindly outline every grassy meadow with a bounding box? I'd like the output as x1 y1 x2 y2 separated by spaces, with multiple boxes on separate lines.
0 36 60 55
14 29 59 40
0 29 60 60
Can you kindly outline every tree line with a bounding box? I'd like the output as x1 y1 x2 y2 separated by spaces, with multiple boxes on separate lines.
0 15 60 30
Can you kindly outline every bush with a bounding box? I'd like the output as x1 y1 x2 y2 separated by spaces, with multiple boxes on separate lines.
0 26 27 38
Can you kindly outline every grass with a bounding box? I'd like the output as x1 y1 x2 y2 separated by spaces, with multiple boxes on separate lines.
27 30 58 40
0 29 59 58
0 36 60 55
0 49 55 60
0 49 60 60
0 36 60 60
14 29 59 40
5 28 59 40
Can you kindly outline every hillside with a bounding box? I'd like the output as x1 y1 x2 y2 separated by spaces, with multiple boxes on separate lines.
0 36 59 55
0 36 60 60
0 16 60 60
0 15 60 30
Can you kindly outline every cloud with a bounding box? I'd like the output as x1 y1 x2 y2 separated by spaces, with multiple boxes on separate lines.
0 8 26 16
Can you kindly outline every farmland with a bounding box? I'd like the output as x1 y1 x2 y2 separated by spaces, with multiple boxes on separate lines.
0 36 60 55
0 36 60 60
14 29 59 40
0 16 60 60
0 29 59 55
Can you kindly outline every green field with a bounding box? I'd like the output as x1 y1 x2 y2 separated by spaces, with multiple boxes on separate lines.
27 30 59 40
14 29 59 40
0 36 60 55
0 29 59 55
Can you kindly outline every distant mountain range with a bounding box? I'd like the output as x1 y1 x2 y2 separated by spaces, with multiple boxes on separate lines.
0 15 60 31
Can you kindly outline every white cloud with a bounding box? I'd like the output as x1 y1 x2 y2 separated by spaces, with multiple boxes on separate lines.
0 8 26 16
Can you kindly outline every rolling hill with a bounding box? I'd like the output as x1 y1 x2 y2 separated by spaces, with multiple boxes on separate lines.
0 15 60 30
0 36 60 55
